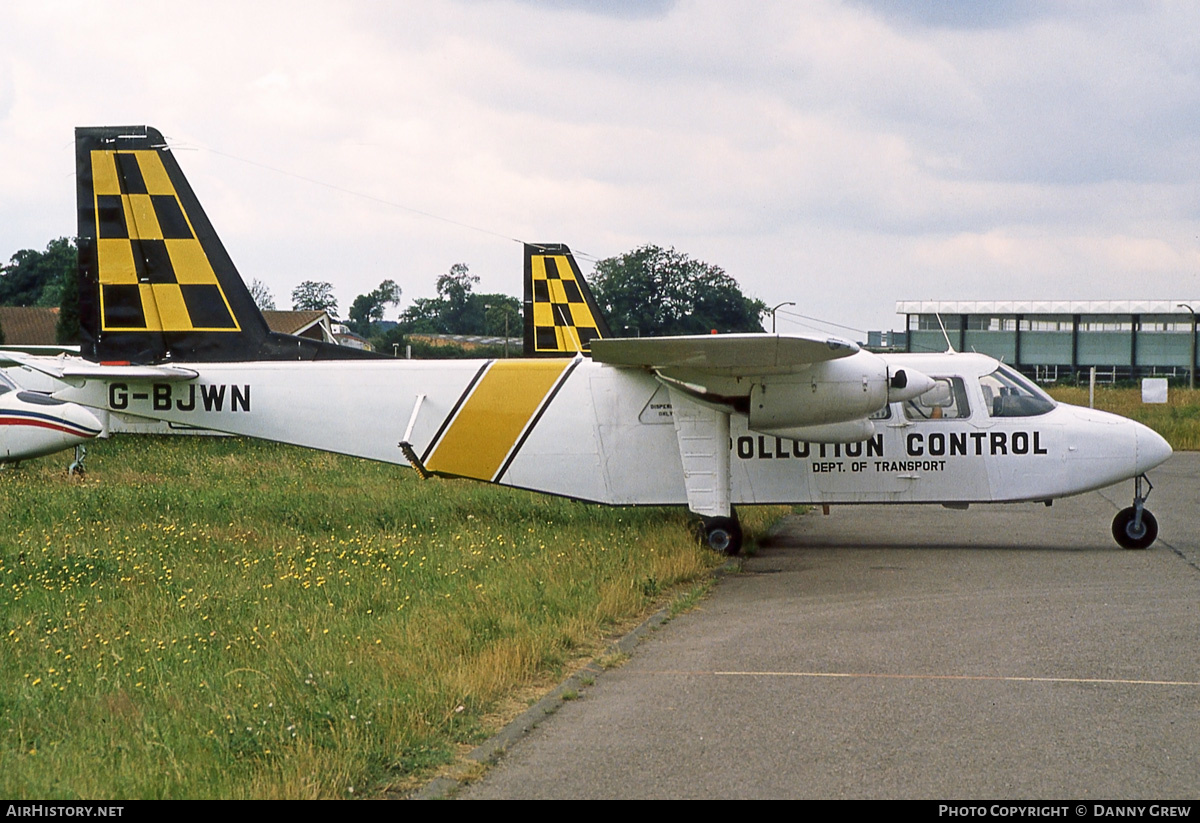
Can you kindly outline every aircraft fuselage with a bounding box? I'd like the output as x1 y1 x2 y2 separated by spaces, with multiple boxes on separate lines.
52 351 1170 508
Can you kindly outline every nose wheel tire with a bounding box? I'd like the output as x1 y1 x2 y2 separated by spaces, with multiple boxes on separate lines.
1112 506 1158 550
698 515 743 556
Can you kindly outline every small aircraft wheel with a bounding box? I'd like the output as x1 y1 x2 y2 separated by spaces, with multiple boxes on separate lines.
1112 507 1158 550
701 516 743 556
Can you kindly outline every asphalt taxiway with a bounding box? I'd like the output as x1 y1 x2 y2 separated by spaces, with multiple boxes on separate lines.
453 453 1200 799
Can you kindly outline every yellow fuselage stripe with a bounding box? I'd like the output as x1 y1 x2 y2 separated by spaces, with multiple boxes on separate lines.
425 360 570 480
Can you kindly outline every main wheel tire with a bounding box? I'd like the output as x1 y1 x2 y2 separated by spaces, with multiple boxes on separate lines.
702 516 743 556
1112 506 1158 550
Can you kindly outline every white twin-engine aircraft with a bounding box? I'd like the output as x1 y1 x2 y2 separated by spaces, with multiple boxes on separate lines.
0 370 102 467
42 125 1173 553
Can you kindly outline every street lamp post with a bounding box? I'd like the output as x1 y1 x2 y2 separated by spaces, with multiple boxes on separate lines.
1179 303 1196 391
485 304 512 358
769 301 796 334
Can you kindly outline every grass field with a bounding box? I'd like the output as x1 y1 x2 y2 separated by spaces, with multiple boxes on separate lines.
1046 385 1200 450
0 436 784 799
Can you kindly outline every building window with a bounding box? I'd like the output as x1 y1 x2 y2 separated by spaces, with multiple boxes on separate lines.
1139 315 1192 332
1078 315 1132 332
967 315 1016 331
911 314 962 331
1019 316 1072 332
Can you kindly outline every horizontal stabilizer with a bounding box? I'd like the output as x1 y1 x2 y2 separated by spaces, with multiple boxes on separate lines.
0 351 198 381
59 363 200 381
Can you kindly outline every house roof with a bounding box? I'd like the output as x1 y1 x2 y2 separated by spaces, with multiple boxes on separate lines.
262 310 329 337
0 306 59 345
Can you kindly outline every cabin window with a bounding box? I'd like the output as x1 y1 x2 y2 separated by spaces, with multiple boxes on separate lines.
904 377 970 420
979 366 1056 418
16 391 67 406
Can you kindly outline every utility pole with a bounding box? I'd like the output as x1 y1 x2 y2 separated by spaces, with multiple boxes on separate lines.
486 304 515 358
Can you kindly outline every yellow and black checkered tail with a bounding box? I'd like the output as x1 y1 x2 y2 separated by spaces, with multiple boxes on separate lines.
75 125 380 364
522 243 611 357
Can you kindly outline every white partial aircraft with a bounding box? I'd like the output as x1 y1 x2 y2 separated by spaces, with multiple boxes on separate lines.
35 125 1174 552
0 369 102 467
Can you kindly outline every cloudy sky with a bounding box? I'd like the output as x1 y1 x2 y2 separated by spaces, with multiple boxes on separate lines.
2 0 1198 336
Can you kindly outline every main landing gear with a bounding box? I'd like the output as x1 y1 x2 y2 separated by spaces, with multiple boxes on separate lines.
697 510 743 556
1112 474 1158 550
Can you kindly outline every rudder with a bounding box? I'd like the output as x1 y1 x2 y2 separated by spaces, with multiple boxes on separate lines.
76 125 380 363
522 243 611 357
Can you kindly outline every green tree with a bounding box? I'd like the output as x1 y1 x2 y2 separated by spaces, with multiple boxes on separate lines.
347 280 401 337
591 245 765 336
395 296 446 335
56 262 80 344
481 297 520 338
395 263 483 334
249 279 277 311
291 280 338 316
376 263 520 355
0 237 76 308
434 263 479 332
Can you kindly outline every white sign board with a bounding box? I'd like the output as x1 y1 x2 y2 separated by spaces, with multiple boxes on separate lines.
1142 377 1169 404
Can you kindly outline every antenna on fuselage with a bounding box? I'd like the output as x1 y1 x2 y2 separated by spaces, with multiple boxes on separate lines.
934 312 957 354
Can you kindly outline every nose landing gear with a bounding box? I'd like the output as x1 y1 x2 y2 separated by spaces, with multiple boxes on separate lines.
68 444 87 476
1112 474 1158 550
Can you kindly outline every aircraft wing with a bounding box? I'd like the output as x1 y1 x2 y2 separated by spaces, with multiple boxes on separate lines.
590 333 859 374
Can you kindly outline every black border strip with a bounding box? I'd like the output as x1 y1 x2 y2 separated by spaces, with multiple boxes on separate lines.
492 356 582 482
420 361 492 463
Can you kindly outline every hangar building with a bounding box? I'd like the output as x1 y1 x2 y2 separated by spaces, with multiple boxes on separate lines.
894 300 1198 383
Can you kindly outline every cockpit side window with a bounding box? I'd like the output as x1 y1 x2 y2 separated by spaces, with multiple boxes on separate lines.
0 372 15 395
979 366 1056 418
904 377 970 420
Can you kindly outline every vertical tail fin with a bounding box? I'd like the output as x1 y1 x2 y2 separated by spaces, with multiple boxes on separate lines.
76 125 378 363
522 243 611 357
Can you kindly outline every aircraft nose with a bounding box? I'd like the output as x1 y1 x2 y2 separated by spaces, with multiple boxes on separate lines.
1135 424 1172 475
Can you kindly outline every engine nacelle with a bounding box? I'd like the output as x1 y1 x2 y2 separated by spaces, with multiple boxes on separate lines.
747 351 889 431
886 367 936 403
752 417 877 444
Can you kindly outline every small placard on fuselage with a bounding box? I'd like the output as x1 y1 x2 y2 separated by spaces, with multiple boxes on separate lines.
639 384 675 424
